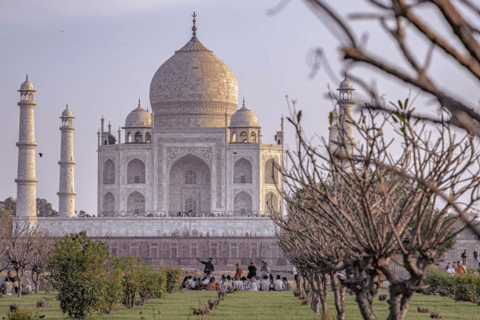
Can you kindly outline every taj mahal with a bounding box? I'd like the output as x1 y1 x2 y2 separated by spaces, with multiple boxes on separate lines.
13 14 364 270
13 15 294 270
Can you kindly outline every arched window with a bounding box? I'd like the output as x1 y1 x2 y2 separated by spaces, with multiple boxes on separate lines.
103 192 115 216
126 132 132 143
234 158 252 184
185 198 197 212
145 132 151 143
265 192 279 214
240 131 247 142
127 158 146 184
250 132 256 142
127 191 145 216
231 132 237 142
134 132 142 143
185 170 196 184
234 191 252 216
265 158 279 185
103 159 115 184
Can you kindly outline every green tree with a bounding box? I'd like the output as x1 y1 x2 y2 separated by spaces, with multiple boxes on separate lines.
48 231 113 319
0 197 58 217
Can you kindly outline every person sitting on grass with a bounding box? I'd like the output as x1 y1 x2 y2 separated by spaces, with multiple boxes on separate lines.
260 276 270 292
233 277 244 291
249 278 259 292
269 274 275 290
457 261 467 274
273 275 284 291
186 276 195 290
446 263 455 274
181 276 189 289
206 276 216 291
219 275 227 290
282 277 291 291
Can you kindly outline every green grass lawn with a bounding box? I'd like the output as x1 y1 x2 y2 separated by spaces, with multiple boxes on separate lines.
1 290 479 320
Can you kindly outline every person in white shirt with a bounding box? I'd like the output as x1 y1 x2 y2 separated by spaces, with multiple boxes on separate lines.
273 275 284 291
282 277 291 291
249 278 259 292
233 279 244 291
292 265 300 290
260 276 270 291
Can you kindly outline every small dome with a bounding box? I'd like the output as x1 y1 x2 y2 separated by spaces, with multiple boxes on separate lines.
125 101 152 127
230 101 259 127
61 104 74 118
19 75 35 92
338 76 354 90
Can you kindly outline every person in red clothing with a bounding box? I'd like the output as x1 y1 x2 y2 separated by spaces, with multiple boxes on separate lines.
457 260 467 274
234 263 243 280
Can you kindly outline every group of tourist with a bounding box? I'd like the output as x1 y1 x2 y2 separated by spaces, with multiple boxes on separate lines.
446 261 467 274
446 248 480 274
181 259 292 292
166 211 263 218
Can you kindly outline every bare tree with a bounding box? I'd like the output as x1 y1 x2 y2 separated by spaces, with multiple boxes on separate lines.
5 221 38 297
295 0 480 235
274 197 347 319
275 101 480 319
29 231 54 294
0 214 12 273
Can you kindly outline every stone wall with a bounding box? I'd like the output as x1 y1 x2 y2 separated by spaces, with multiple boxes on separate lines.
443 227 480 268
105 236 290 271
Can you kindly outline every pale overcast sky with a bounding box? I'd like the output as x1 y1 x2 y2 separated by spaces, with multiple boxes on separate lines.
1 0 478 215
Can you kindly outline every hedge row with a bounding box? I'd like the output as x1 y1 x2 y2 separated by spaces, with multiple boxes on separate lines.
424 266 480 303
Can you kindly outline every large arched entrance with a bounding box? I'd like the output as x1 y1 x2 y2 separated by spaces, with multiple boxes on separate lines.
168 154 211 214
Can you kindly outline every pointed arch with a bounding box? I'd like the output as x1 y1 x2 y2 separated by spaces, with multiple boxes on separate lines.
168 154 211 213
103 192 115 216
127 158 146 184
265 158 279 185
234 158 252 184
265 192 279 214
240 131 248 142
234 191 252 216
103 159 115 184
127 191 145 216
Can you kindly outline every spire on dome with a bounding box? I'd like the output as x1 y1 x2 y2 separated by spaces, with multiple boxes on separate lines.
192 12 197 37
242 98 245 108
138 98 141 108
176 12 211 52
26 74 29 81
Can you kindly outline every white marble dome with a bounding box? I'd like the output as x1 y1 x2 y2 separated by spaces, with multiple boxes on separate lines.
125 105 152 127
338 77 354 90
149 35 239 128
61 105 74 118
19 78 35 92
230 103 259 127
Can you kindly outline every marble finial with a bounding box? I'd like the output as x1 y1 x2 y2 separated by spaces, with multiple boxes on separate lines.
192 12 197 37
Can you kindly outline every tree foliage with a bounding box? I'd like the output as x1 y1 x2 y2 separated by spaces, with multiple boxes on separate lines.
48 231 111 319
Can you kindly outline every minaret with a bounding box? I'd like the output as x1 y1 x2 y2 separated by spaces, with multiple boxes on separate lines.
329 75 355 165
57 104 76 217
15 75 38 225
